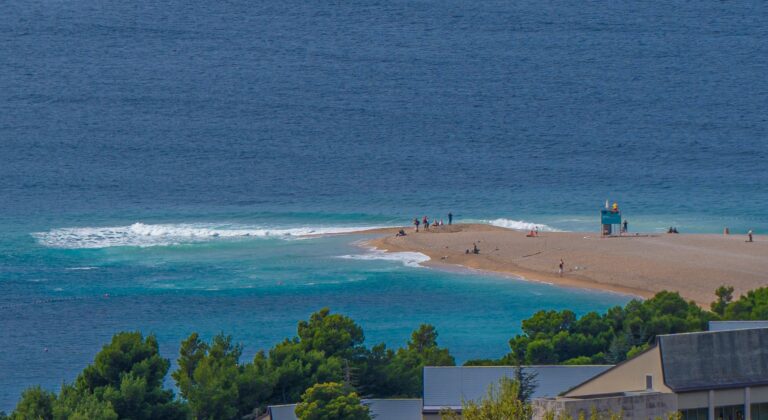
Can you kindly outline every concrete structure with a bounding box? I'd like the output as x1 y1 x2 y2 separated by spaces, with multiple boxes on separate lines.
422 365 612 419
266 398 422 420
558 327 768 420
534 392 678 420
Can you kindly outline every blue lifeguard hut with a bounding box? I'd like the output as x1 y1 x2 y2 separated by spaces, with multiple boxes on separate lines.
601 202 622 236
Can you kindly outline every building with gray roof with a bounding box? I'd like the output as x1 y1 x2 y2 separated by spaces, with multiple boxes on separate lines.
558 327 768 420
709 320 768 332
422 365 612 418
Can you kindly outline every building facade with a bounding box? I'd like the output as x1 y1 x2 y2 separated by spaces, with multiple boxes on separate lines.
558 327 768 420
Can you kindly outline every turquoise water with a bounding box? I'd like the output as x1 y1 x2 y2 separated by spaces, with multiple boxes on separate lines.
0 221 629 409
2 0 768 411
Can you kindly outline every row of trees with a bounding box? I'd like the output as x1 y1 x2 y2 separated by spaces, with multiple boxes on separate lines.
3 308 454 420
3 286 766 419
467 286 768 366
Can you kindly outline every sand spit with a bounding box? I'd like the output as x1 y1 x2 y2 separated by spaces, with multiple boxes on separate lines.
364 224 767 307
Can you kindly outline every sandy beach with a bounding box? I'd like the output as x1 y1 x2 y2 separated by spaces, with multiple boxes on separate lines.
366 224 767 306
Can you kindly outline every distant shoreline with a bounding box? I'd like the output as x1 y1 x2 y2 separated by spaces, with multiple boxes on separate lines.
355 224 767 307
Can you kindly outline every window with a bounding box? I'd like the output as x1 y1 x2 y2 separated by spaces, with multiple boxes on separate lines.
680 407 708 420
752 402 768 420
715 404 744 420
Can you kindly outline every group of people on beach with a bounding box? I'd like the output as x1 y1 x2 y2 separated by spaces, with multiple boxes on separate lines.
412 212 453 232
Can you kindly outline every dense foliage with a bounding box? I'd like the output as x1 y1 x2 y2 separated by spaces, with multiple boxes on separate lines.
7 286 767 419
6 332 187 420
717 287 768 320
441 377 533 420
5 308 453 419
168 309 454 418
484 287 768 366
294 382 370 420
502 291 714 365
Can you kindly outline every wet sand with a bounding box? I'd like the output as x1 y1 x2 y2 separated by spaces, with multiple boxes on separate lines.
364 224 767 307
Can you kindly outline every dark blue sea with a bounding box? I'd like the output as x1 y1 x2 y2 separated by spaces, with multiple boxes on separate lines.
1 0 767 410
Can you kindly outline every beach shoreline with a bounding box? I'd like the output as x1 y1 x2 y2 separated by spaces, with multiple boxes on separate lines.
357 224 767 307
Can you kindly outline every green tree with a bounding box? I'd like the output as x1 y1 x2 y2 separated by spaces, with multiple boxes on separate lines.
355 343 399 397
513 366 538 403
173 333 272 419
267 339 344 404
526 339 557 364
387 324 455 397
76 332 169 393
52 332 185 420
51 385 118 420
505 290 714 365
711 285 734 316
10 386 55 420
298 308 365 359
522 310 576 338
238 351 277 415
722 287 768 320
294 382 370 420
441 377 533 420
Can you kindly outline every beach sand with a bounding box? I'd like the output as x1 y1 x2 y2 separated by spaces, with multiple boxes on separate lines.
366 224 767 307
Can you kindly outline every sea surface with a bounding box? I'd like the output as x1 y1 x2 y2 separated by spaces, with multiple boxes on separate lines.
1 0 767 411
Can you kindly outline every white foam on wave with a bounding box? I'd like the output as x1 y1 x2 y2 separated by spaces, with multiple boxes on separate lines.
33 222 386 249
486 218 561 232
337 249 430 268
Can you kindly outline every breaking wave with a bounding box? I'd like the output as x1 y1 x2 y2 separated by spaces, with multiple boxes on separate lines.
486 218 560 232
337 249 430 268
33 222 386 249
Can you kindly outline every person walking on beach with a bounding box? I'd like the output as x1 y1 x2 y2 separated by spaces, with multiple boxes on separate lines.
558 259 564 277
448 212 453 225
423 216 429 230
622 220 628 233
748 230 753 242
414 218 420 232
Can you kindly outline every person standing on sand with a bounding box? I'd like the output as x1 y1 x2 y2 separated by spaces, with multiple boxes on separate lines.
623 220 628 233
559 259 564 277
423 216 429 230
448 212 453 225
414 218 420 232
748 230 753 242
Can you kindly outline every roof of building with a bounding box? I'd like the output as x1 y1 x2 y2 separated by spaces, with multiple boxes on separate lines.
422 365 612 412
362 398 422 420
659 327 768 391
708 320 768 332
267 404 297 420
267 398 422 420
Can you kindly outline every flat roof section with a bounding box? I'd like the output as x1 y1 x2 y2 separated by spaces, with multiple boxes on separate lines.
423 365 612 411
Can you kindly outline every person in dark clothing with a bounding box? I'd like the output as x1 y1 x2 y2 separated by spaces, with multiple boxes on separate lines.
414 218 420 232
623 220 628 233
448 212 453 225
